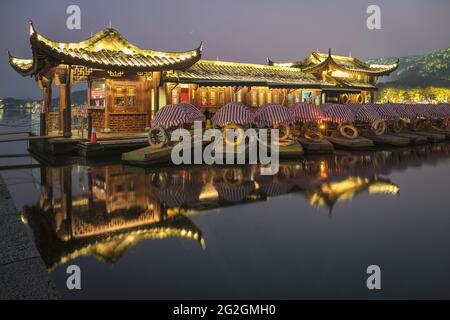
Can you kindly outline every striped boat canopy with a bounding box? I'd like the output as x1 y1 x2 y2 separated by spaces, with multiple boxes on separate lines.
318 103 355 123
350 104 381 123
152 103 205 128
424 104 448 117
438 103 450 116
372 103 400 120
289 103 323 123
215 181 255 203
254 104 294 126
212 102 254 127
406 104 431 118
390 103 416 120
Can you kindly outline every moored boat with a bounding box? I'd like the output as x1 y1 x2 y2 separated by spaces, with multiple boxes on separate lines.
319 104 374 150
290 103 334 154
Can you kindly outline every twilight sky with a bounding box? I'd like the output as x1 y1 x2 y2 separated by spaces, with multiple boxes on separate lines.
1 0 449 99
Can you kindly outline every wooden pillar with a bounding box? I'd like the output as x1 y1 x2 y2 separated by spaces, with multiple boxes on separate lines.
152 72 160 113
104 79 111 133
146 79 151 128
59 84 66 134
41 82 52 136
64 68 72 138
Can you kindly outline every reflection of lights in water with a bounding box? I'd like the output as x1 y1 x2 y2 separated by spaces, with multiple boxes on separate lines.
309 177 399 208
199 182 219 200
319 161 327 178
368 183 400 195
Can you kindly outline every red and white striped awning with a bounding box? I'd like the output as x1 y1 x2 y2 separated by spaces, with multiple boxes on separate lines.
318 104 355 123
253 104 295 126
289 103 323 123
152 103 205 128
391 103 416 120
212 102 254 127
350 104 381 123
372 104 400 121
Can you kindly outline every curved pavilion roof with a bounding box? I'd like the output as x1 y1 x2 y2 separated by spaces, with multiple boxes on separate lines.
9 21 202 76
268 50 399 76
165 59 327 89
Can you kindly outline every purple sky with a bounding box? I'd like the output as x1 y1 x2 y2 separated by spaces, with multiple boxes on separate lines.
1 0 449 99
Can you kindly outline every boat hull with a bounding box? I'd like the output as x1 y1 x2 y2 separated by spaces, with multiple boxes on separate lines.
326 136 374 150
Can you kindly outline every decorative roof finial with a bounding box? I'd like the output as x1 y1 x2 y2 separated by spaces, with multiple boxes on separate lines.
328 48 332 57
29 20 36 36
109 20 112 28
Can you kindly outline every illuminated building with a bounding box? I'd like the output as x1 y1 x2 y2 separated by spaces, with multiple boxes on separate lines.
9 22 397 136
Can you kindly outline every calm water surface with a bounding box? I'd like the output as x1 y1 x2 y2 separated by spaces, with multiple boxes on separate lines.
1 109 450 299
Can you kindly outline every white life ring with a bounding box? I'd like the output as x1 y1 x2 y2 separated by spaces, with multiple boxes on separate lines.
274 124 291 140
148 126 169 148
223 123 245 147
371 120 386 136
339 123 359 139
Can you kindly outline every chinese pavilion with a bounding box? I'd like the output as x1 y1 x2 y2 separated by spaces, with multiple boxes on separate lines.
9 22 398 136
268 49 398 104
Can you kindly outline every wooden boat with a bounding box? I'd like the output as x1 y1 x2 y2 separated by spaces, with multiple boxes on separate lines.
410 131 446 142
298 137 334 154
278 140 304 158
425 129 450 140
325 135 374 150
362 133 410 147
393 132 427 145
122 145 174 166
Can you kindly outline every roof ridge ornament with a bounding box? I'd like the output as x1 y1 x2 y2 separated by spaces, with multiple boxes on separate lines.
29 20 36 37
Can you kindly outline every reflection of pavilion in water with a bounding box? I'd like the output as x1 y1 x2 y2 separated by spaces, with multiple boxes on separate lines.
23 143 449 269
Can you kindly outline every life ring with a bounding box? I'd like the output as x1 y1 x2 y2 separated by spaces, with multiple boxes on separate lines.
275 139 295 147
356 94 363 104
223 123 245 147
148 126 169 148
274 124 291 140
339 123 359 139
441 117 449 130
411 119 422 131
304 130 324 142
371 119 386 136
391 120 405 133
341 94 349 104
